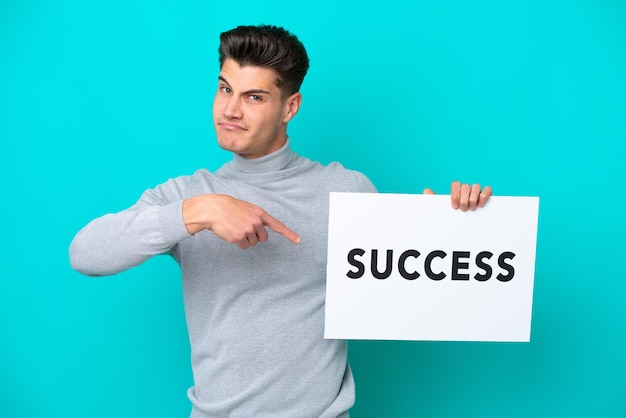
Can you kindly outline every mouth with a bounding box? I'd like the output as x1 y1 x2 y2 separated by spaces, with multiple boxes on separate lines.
218 121 247 131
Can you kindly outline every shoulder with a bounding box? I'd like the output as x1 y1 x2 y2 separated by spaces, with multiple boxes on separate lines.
138 169 219 204
303 159 377 193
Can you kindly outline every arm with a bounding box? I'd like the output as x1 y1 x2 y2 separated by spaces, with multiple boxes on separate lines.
70 189 301 276
423 181 493 211
69 198 190 276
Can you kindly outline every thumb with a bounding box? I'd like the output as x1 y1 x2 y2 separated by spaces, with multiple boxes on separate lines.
423 188 435 195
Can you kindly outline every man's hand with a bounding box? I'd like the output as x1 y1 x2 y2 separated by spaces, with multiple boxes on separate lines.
423 181 492 211
182 194 301 249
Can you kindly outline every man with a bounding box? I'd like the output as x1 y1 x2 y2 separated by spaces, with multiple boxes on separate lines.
70 25 492 417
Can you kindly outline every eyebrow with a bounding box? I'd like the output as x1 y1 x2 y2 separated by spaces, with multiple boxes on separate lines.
218 76 271 95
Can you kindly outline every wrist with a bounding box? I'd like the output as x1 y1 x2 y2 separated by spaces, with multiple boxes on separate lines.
182 195 215 235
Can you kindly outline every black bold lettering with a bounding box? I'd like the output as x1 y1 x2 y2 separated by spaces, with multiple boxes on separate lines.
452 251 470 280
425 250 447 280
497 251 516 282
371 249 394 279
474 251 493 281
346 248 365 279
398 250 420 280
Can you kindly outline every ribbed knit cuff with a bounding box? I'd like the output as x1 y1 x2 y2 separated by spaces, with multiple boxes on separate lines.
157 200 192 247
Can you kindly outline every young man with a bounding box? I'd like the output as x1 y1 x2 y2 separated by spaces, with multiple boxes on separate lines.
70 25 492 418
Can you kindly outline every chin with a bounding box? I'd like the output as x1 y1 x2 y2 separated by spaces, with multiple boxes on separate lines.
217 136 243 152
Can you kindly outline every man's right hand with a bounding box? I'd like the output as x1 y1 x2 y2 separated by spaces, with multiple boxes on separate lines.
182 194 301 249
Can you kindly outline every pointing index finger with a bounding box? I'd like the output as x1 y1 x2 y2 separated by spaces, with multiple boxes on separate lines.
261 212 301 244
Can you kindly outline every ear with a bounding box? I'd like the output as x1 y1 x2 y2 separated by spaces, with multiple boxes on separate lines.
282 92 302 123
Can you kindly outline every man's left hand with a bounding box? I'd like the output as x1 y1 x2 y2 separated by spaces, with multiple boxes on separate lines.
423 181 492 211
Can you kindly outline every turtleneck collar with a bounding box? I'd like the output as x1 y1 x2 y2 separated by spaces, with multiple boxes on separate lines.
229 138 298 174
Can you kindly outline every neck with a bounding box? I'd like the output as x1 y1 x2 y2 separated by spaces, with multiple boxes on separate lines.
231 138 296 174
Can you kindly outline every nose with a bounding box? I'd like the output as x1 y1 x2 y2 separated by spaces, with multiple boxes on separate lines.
223 95 243 119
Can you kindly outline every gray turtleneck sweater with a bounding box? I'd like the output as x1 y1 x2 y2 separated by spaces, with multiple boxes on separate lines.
70 141 377 418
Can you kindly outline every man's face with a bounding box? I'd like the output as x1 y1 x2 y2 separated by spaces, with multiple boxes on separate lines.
212 58 301 159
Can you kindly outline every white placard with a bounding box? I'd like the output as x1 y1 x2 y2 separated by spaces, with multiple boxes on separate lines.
324 193 539 342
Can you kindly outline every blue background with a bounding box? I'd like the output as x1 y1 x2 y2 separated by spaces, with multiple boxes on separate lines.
1 0 625 417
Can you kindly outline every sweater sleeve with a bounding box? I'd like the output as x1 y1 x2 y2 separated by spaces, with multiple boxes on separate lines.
69 179 192 276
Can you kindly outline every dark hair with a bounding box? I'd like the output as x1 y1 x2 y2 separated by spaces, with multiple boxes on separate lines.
218 25 309 96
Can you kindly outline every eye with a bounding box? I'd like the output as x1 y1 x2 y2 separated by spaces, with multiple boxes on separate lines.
220 86 232 94
249 95 262 102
